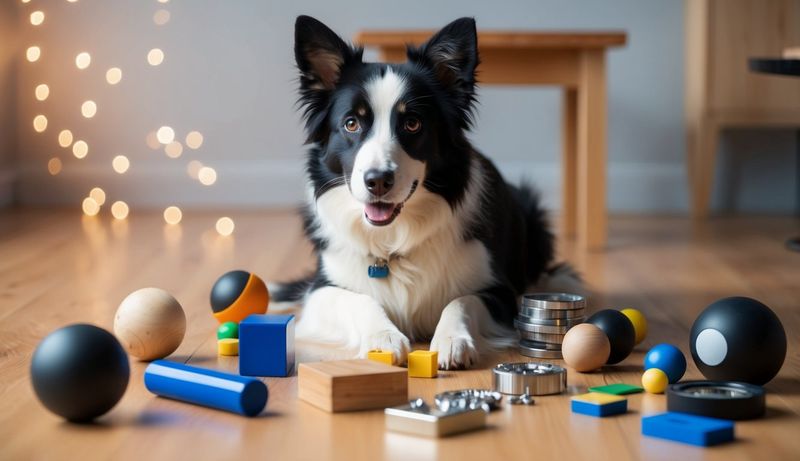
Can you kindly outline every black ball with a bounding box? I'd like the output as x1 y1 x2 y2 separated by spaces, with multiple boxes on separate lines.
31 324 130 422
690 296 786 385
586 309 635 364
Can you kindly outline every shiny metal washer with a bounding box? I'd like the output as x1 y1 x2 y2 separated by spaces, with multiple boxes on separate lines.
514 319 571 335
516 314 584 327
519 330 565 344
519 339 562 351
518 342 563 359
520 305 585 320
522 293 586 310
493 362 567 395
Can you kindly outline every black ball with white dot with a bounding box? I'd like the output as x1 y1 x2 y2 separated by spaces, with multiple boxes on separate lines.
690 296 786 386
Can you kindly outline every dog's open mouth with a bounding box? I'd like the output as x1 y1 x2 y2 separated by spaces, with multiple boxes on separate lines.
363 180 418 226
364 202 403 226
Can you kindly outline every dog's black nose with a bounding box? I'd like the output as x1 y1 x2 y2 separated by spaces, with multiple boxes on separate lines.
364 169 394 196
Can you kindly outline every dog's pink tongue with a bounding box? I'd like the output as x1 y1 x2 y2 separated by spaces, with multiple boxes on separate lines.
364 203 394 222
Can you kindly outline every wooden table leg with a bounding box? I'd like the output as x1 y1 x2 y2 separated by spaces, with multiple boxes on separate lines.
576 50 608 250
561 89 578 238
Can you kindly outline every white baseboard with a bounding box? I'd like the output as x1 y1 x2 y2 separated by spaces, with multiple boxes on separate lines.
17 159 689 212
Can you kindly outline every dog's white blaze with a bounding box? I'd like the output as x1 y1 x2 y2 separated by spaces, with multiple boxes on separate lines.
351 70 424 204
303 157 500 350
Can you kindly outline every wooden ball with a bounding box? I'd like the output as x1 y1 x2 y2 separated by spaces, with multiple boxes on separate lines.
114 287 186 361
562 323 611 372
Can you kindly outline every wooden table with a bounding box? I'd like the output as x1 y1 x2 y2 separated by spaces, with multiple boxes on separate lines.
355 31 627 250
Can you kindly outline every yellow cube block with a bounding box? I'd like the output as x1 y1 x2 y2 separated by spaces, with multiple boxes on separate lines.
218 338 239 356
408 350 438 378
368 349 393 365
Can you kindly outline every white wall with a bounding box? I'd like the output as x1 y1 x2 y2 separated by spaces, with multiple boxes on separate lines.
9 0 797 212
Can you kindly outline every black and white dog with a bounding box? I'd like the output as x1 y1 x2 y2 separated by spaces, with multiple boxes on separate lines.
273 16 558 369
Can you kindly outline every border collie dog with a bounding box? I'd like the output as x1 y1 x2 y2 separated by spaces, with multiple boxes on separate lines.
274 16 555 369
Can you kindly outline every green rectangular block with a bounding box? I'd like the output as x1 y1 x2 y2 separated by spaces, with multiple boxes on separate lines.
588 383 644 395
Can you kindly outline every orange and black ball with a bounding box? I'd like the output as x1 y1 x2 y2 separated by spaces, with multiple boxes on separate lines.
210 270 269 323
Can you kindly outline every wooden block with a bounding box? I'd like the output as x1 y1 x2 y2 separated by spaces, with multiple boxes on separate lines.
367 349 393 366
298 359 408 412
407 350 437 378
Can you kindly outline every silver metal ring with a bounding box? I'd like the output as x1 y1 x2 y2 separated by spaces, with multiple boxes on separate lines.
434 389 503 413
522 293 586 310
493 362 567 395
518 341 563 359
518 339 561 351
516 314 584 327
520 305 585 320
514 319 571 335
519 330 565 343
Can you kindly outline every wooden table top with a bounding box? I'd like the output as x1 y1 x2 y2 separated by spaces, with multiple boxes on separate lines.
355 30 627 49
1 210 798 460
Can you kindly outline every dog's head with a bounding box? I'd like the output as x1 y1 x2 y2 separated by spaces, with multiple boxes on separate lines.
295 16 478 227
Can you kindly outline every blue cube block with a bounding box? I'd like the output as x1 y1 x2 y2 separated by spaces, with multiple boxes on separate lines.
239 314 295 377
642 412 734 447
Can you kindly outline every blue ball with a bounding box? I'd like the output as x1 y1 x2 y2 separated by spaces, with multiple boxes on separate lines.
644 343 686 383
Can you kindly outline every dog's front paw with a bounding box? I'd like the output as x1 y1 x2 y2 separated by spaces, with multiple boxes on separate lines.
358 330 411 365
430 333 479 370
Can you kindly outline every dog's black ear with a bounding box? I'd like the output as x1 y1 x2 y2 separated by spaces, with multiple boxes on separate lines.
295 16 359 92
410 17 479 94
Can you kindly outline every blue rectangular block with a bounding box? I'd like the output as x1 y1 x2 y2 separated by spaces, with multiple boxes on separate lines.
239 314 295 377
571 399 627 417
642 412 734 447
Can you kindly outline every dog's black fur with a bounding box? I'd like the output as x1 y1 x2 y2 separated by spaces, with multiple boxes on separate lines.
274 16 554 328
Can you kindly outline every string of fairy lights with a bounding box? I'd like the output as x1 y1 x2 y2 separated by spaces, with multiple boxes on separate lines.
24 0 236 237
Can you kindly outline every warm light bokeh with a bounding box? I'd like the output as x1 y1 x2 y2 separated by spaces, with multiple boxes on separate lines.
35 84 49 101
147 48 165 66
163 206 182 225
33 115 47 132
156 126 175 144
185 131 204 149
198 166 217 185
75 52 91 69
72 140 89 159
111 201 130 219
216 217 235 236
106 67 122 85
81 100 97 118
89 187 106 206
112 155 130 174
47 158 62 176
58 130 74 148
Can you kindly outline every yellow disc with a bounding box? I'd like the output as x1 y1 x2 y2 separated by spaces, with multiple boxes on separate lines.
218 338 239 356
642 368 668 394
621 308 648 345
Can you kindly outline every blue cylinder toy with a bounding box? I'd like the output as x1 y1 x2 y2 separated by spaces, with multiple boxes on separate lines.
144 360 268 416
644 343 687 384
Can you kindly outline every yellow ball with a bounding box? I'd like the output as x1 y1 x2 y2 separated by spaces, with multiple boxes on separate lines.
642 368 668 394
621 308 648 345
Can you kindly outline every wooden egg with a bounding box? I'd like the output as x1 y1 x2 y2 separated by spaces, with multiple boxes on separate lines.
562 323 611 372
114 287 186 361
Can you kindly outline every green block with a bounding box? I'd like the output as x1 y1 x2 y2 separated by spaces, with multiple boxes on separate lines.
588 383 644 395
217 321 239 340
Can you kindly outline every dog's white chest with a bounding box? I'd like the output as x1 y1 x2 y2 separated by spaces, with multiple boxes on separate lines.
320 234 493 340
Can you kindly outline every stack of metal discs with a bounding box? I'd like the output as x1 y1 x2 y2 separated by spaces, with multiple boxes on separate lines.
514 293 586 359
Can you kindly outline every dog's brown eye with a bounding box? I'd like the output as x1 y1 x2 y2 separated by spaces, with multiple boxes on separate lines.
404 117 421 133
344 117 360 133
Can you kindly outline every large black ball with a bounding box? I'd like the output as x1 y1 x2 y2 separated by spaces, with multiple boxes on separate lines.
586 309 635 364
690 297 786 385
31 324 130 422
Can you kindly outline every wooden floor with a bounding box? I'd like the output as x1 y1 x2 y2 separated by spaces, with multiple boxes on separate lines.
1 209 798 460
